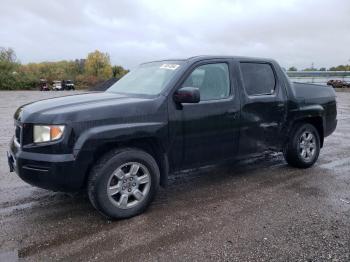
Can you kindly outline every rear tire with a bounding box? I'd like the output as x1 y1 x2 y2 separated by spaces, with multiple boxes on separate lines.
88 148 160 219
283 123 320 168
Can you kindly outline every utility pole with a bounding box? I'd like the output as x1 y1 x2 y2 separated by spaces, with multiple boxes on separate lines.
345 59 350 82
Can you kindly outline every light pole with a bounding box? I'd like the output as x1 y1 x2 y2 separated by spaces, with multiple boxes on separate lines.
346 59 350 82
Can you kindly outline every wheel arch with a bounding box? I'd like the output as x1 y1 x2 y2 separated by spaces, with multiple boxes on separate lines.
84 137 169 188
289 116 324 148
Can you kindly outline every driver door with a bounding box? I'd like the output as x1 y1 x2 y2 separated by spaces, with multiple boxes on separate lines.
179 60 240 166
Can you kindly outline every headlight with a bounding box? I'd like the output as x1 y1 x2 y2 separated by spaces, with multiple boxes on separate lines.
33 125 65 143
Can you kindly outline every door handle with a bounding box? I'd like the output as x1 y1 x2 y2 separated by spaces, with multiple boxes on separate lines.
225 109 239 119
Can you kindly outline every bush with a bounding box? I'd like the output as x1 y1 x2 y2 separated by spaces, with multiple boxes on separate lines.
75 74 100 89
0 69 38 90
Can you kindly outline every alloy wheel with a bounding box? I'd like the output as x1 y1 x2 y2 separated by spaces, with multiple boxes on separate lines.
107 162 151 209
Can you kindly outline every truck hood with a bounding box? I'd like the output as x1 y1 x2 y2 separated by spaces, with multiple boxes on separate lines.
14 92 160 124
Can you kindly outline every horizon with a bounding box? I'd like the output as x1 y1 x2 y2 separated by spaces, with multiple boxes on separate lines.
4 49 350 71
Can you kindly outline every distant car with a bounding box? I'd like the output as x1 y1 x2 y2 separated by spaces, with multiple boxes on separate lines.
39 79 49 91
62 80 75 90
327 80 350 88
52 80 63 91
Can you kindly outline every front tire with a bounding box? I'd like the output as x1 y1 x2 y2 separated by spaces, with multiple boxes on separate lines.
284 123 320 168
88 148 160 219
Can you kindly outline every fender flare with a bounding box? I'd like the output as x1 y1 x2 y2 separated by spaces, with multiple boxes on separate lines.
287 104 325 146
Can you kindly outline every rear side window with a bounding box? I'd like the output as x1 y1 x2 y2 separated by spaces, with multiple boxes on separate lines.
240 63 276 96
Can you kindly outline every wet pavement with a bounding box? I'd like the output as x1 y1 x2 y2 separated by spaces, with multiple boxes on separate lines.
0 91 349 262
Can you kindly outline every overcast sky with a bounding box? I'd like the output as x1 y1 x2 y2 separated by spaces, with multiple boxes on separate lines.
1 0 349 69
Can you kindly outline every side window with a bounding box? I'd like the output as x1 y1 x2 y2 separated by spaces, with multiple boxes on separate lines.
182 63 230 101
240 63 276 96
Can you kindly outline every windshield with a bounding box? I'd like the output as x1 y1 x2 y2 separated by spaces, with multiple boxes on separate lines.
107 61 182 95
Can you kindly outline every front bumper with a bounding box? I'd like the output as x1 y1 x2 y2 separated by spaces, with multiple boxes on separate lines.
7 137 87 192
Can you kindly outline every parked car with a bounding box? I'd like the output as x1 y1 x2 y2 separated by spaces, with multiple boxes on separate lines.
52 80 63 91
327 79 350 88
62 80 75 90
39 79 49 91
8 56 337 219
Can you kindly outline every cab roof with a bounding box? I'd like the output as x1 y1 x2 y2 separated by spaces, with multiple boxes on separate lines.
145 55 276 64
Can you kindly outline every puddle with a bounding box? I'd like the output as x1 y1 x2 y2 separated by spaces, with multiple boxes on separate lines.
319 157 350 170
0 250 18 262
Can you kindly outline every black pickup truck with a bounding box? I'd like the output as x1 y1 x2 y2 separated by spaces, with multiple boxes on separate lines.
8 56 337 219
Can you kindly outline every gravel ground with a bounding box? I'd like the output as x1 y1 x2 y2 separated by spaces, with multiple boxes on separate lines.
0 91 349 262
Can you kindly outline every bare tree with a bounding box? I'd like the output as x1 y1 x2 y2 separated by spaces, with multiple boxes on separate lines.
0 47 18 63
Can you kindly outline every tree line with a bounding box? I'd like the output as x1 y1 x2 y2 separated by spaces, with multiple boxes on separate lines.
0 47 129 90
288 65 350 72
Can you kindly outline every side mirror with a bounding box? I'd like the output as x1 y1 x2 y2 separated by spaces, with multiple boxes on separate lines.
174 87 200 104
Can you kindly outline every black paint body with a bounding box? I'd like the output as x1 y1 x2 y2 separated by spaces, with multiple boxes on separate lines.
8 56 337 192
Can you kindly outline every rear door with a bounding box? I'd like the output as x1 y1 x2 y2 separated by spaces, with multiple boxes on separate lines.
237 61 287 155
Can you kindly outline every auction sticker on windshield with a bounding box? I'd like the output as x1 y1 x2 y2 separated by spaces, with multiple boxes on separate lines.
160 64 180 70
